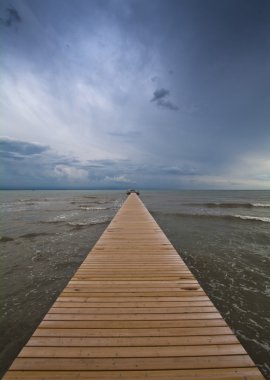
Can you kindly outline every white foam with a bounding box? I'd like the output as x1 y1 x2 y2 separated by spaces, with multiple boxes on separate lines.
234 215 270 223
80 206 109 210
252 203 270 208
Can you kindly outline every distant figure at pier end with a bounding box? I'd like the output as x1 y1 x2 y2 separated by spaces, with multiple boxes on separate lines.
126 189 140 195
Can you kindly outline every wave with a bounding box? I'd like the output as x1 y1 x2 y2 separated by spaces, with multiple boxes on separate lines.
252 203 270 208
19 232 52 239
154 211 270 223
40 220 66 224
19 198 50 203
68 220 110 230
79 206 110 211
187 202 270 209
0 236 14 242
1 233 52 242
234 215 270 223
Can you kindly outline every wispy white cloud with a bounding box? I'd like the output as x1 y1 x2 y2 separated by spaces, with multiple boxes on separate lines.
104 175 134 184
52 165 89 181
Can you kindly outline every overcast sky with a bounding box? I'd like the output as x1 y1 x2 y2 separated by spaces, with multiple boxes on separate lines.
1 0 270 189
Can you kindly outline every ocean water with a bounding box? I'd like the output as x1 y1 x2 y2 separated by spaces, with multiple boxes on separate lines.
0 190 269 378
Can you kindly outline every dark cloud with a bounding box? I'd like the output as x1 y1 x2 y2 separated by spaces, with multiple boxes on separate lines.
0 7 21 27
0 151 25 161
1 0 270 189
0 137 48 158
151 88 170 102
151 88 179 111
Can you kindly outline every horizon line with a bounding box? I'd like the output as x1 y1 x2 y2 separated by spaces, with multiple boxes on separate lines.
0 188 268 191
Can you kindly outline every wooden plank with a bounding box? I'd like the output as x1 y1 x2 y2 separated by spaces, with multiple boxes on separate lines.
60 291 206 297
53 301 213 307
3 368 265 379
68 280 198 284
2 369 264 380
66 284 201 289
71 278 196 282
10 355 255 370
48 306 217 314
3 193 264 379
44 312 221 321
39 319 228 329
27 335 238 347
55 296 210 302
19 344 245 358
33 326 233 337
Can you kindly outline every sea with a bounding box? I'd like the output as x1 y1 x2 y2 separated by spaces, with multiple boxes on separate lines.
0 189 269 378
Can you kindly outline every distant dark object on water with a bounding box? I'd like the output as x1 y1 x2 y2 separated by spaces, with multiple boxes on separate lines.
127 189 140 195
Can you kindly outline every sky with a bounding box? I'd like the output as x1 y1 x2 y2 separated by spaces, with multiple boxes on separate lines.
1 0 270 189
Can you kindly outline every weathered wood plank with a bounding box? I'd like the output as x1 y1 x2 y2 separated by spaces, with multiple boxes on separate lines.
53 301 213 307
44 312 221 321
10 355 255 370
60 291 206 297
27 335 238 347
48 306 217 314
3 368 264 380
33 326 233 337
38 319 228 329
55 296 210 302
19 344 245 358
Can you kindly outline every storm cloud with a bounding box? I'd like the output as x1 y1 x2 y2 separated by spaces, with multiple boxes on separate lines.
1 0 269 189
151 88 170 102
151 88 179 111
0 7 21 27
0 137 48 158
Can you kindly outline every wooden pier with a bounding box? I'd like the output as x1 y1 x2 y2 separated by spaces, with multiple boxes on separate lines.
3 193 264 379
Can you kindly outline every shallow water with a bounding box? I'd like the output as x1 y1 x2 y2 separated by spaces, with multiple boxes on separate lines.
0 190 269 378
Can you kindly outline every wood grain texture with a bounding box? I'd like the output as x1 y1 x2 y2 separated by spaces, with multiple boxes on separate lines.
3 193 265 379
